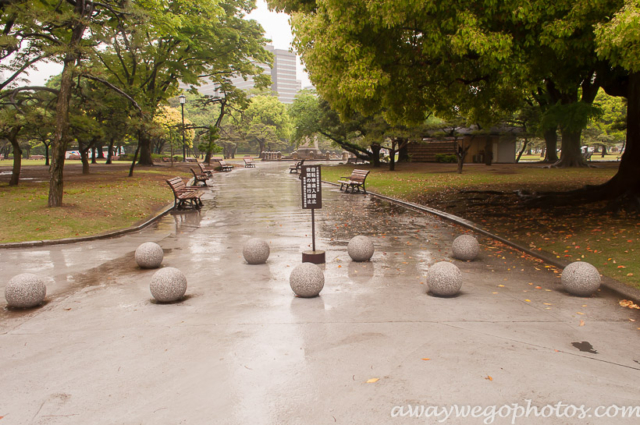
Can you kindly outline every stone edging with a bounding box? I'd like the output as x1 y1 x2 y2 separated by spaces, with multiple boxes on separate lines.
324 181 640 304
0 203 175 249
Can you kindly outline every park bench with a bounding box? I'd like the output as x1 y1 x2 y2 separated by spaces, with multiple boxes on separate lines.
166 177 204 209
198 161 215 176
190 168 209 186
244 156 256 168
162 157 171 162
289 159 305 173
217 160 234 172
185 157 198 162
338 169 370 193
584 151 593 161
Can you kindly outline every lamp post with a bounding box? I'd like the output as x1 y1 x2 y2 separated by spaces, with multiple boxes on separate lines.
179 94 186 162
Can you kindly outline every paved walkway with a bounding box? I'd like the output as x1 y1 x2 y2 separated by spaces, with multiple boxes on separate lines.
1 162 639 425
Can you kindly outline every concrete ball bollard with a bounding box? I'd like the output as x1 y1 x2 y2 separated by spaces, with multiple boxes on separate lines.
452 235 479 261
150 267 187 303
290 263 325 298
561 261 601 297
347 235 375 262
5 273 47 308
135 242 164 269
427 261 463 297
243 238 270 264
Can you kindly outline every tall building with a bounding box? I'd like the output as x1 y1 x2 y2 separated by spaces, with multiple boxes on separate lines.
180 45 302 103
267 45 301 104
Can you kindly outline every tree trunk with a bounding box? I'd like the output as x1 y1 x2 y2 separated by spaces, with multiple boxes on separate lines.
129 143 141 177
595 72 640 200
516 138 529 163
48 62 75 207
79 144 90 175
106 138 114 164
601 144 607 158
8 127 22 186
137 131 154 165
97 143 105 159
554 128 587 167
543 129 559 162
371 143 381 167
91 146 97 164
47 1 88 207
44 142 50 166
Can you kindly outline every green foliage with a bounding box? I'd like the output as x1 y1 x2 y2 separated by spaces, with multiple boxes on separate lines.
595 0 640 72
435 154 457 163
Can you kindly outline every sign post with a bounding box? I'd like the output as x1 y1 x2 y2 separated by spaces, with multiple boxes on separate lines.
300 165 325 264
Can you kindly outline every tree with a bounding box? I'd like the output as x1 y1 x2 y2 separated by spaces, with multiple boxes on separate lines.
93 0 272 166
243 95 292 155
272 0 640 205
594 0 640 204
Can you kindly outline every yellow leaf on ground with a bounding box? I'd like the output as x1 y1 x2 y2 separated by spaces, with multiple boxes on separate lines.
366 378 379 384
421 358 430 361
579 320 585 327
577 312 584 315
525 299 531 302
485 376 493 381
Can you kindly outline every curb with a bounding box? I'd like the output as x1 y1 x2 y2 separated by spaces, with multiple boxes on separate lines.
324 181 640 304
0 203 175 250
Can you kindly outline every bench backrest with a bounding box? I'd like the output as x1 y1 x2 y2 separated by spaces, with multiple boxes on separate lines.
349 169 370 182
167 177 187 194
198 162 210 172
244 157 253 163
219 160 227 166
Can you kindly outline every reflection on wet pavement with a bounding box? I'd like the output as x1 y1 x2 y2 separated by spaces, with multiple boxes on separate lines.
1 161 640 425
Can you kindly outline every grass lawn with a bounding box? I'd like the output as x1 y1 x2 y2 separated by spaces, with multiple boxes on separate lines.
0 167 191 243
323 162 639 289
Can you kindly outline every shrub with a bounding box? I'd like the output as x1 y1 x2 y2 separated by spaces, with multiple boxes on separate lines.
435 154 457 163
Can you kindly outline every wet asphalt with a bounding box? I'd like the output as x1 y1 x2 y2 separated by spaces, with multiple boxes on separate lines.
1 161 639 425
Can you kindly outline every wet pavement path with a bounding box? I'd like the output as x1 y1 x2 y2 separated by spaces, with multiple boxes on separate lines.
1 162 640 424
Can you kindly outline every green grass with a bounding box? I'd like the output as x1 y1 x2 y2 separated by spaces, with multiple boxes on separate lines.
0 170 190 243
323 163 639 289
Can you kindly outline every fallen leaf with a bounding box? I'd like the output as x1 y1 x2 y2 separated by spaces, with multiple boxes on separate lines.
421 358 430 361
485 375 493 381
577 312 584 315
579 320 585 327
525 299 531 302
366 378 379 384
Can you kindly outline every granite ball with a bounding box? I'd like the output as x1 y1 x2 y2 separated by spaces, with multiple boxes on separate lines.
452 235 480 261
5 273 46 308
290 263 324 298
243 238 270 264
150 267 187 303
347 235 375 262
561 261 601 297
427 261 463 297
135 242 164 269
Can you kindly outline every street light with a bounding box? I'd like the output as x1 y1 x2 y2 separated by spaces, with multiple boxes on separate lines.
179 94 186 162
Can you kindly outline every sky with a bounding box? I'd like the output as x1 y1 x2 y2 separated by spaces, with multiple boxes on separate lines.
24 0 312 88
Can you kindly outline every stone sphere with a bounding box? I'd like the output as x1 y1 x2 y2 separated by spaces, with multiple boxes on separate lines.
5 273 46 308
290 263 324 298
135 242 164 269
150 267 187 303
243 238 270 264
427 261 463 297
347 235 375 262
561 261 601 297
452 235 480 261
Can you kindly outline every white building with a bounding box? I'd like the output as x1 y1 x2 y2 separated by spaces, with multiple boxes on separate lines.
183 45 302 104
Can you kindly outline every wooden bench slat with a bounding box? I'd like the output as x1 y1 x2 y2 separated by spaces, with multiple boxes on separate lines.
338 169 370 194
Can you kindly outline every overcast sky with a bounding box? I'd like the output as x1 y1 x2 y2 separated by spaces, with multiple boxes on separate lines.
25 0 312 88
